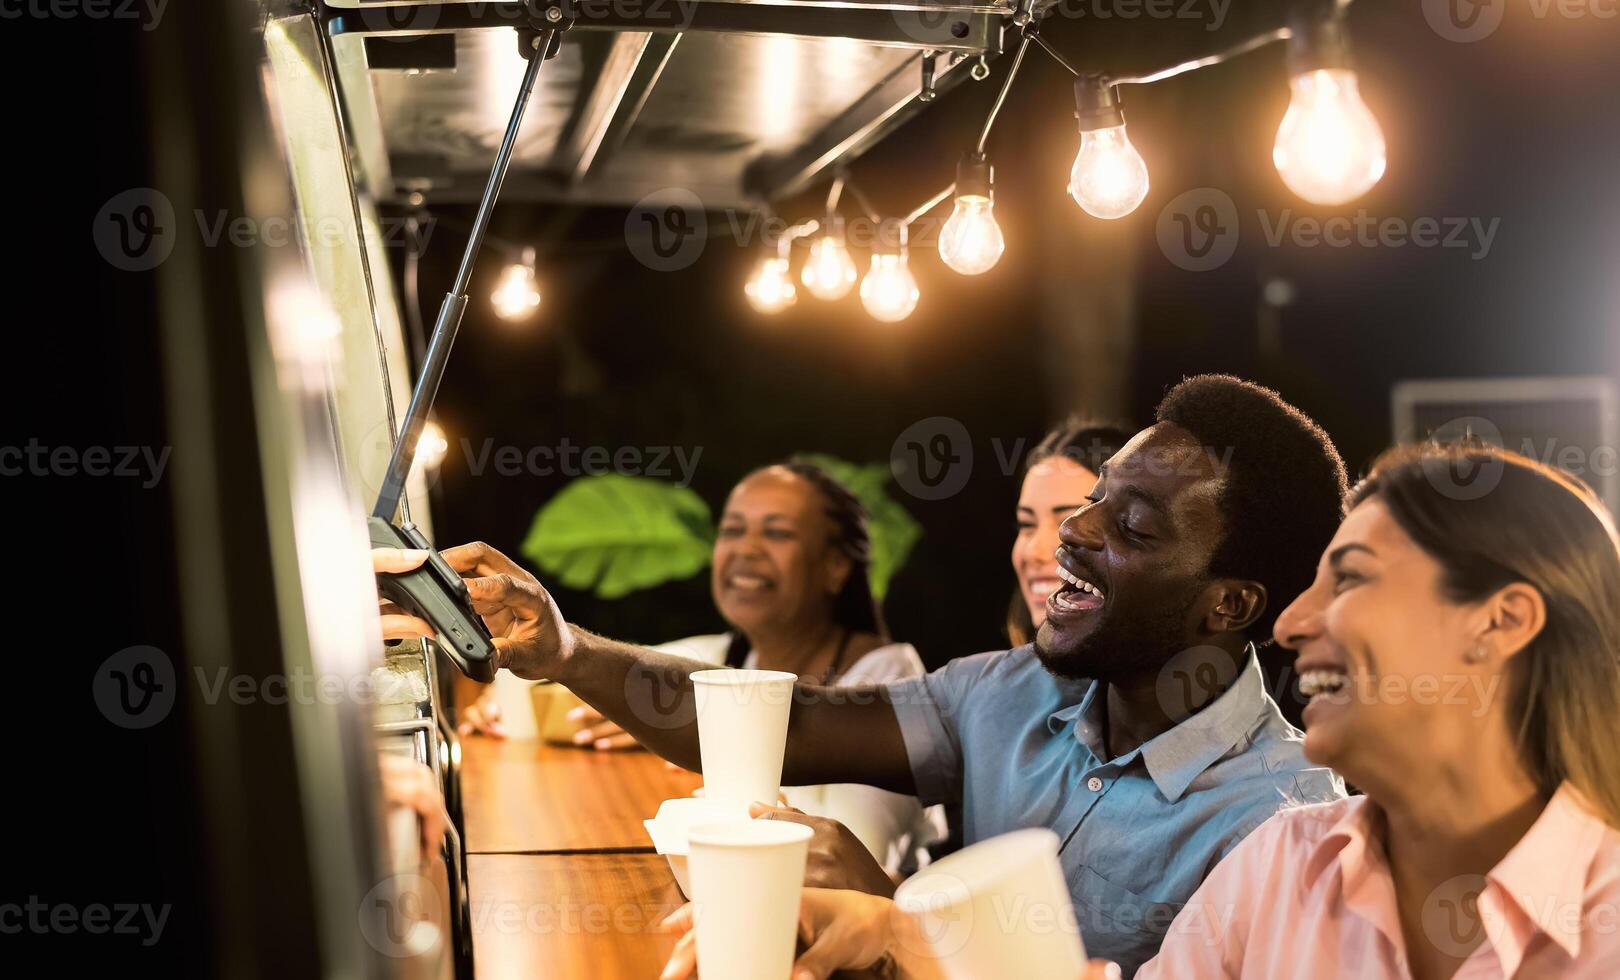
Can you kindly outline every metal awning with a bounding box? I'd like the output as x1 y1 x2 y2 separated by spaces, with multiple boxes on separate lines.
325 0 1009 208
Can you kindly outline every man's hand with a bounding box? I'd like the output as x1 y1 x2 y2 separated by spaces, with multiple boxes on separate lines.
377 753 450 865
750 802 897 898
439 541 575 679
372 548 436 642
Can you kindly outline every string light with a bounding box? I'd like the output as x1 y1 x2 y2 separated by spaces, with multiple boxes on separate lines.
1068 75 1150 220
745 251 797 314
802 218 858 301
860 220 919 322
1272 11 1385 205
744 1 1385 318
490 246 541 320
939 152 1006 275
417 419 449 470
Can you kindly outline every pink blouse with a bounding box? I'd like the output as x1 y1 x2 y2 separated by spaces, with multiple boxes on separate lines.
1138 783 1620 978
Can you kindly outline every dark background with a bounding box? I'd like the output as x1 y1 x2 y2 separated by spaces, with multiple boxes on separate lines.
404 2 1620 668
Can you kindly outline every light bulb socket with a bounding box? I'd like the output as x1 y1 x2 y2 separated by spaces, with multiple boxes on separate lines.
954 152 994 201
1287 4 1354 75
1074 73 1126 132
821 214 847 240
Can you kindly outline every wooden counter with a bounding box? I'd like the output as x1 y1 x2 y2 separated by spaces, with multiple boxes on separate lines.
460 736 702 854
465 852 684 979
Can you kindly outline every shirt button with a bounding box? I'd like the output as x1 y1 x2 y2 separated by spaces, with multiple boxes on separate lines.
1087 777 1104 792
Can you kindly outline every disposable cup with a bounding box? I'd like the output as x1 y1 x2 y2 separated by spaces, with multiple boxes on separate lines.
892 827 1085 980
690 669 796 811
685 818 813 980
641 796 744 898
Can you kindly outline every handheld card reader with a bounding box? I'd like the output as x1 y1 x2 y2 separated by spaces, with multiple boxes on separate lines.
369 25 567 682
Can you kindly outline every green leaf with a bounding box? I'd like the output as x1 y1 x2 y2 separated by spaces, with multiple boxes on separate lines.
521 474 715 599
797 454 921 600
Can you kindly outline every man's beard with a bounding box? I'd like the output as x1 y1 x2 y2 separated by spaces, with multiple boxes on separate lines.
1034 584 1202 682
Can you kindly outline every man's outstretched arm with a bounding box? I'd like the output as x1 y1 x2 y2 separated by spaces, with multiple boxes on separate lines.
441 541 917 794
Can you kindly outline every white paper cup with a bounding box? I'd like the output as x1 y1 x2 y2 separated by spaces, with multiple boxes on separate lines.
691 669 797 811
642 796 744 899
892 828 1085 980
685 819 813 980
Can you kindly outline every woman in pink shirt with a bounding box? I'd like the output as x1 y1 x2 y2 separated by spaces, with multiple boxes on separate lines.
1132 442 1620 979
660 442 1620 980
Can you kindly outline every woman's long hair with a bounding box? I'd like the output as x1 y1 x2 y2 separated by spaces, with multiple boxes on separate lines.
1350 442 1620 828
1006 417 1132 647
724 459 886 667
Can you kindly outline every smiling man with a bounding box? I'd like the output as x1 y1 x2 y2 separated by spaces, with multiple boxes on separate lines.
442 374 1350 976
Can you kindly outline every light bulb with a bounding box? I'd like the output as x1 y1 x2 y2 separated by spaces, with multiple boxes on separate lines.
1069 124 1150 220
1272 68 1386 205
745 255 797 314
939 196 1005 276
417 419 449 470
802 233 857 301
860 252 919 323
491 259 541 320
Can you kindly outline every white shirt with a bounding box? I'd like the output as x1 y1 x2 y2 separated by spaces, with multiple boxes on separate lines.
655 633 946 875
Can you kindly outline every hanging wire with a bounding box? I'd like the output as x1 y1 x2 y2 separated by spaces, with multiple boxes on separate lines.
1029 33 1080 78
977 33 1033 155
1109 27 1292 87
903 184 956 227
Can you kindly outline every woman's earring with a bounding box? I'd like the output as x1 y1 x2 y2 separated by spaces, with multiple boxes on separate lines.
1466 643 1489 664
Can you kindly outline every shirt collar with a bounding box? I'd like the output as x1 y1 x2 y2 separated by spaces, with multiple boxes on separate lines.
1486 782 1606 961
1045 646 1273 803
1305 783 1605 967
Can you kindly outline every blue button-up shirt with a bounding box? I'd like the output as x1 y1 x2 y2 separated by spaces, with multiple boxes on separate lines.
886 645 1344 976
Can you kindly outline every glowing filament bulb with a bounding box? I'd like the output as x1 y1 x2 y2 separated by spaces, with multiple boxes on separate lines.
802 233 857 301
491 251 542 321
745 255 797 314
860 252 919 322
939 195 1005 276
417 420 449 470
1272 68 1386 205
1069 124 1150 220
